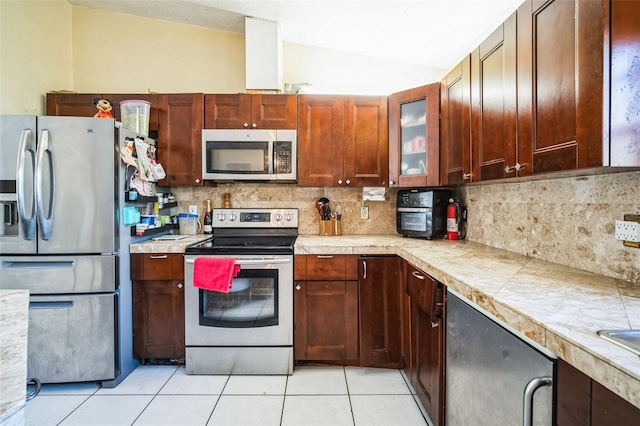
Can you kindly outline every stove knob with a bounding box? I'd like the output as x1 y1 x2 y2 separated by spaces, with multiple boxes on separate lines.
229 213 237 222
286 213 293 221
275 213 283 221
217 213 226 222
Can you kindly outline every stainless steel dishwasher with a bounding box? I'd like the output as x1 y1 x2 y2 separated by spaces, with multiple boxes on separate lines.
445 290 556 426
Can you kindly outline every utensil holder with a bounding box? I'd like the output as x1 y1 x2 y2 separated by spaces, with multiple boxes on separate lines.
319 220 342 236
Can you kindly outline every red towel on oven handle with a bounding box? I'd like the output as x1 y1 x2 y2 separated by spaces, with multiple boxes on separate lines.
193 258 240 293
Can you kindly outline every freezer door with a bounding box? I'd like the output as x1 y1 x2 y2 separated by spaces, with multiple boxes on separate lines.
445 292 555 426
0 255 117 294
0 116 37 254
27 293 117 383
36 116 117 254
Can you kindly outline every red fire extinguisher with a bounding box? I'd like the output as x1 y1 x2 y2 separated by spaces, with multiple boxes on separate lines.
447 198 459 240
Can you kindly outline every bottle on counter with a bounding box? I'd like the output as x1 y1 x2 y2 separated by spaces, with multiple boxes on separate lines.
203 199 212 234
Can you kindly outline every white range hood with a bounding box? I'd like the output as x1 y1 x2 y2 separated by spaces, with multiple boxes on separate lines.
245 17 283 92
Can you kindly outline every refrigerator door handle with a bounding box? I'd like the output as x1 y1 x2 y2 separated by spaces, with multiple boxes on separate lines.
29 300 74 310
522 376 552 426
17 129 36 240
35 129 55 240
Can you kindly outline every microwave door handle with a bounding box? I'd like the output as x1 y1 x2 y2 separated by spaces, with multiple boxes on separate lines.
268 141 274 175
35 129 55 240
17 129 36 240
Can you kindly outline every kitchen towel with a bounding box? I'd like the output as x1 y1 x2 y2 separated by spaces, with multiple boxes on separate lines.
193 258 240 293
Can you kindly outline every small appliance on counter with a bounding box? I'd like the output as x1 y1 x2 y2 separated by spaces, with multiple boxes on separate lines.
396 188 451 239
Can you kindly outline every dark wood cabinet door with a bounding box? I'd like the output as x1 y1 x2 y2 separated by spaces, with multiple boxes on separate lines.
343 96 389 187
406 263 445 426
388 84 440 188
359 256 400 368
471 12 517 182
591 380 640 426
158 93 204 186
440 56 471 185
46 93 101 117
294 280 359 362
399 259 413 380
297 95 345 187
250 94 297 129
517 0 605 175
133 280 185 360
557 359 591 426
306 254 358 281
203 94 251 129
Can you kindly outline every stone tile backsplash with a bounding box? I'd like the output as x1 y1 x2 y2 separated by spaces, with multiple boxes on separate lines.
457 171 640 284
172 170 640 284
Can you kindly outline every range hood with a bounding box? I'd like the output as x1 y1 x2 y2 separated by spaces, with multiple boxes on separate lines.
245 17 283 92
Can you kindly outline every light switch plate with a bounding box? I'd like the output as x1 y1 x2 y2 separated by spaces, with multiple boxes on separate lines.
189 205 198 215
361 206 369 220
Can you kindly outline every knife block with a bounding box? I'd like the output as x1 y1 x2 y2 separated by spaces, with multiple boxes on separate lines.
319 220 342 236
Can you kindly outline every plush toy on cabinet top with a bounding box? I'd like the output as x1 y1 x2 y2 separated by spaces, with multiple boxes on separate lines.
93 98 114 118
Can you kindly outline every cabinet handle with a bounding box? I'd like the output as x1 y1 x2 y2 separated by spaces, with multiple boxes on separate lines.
316 255 334 259
515 162 526 171
345 180 351 185
463 173 471 180
251 123 257 128
362 260 367 279
337 179 343 185
389 180 395 186
295 284 301 291
149 255 168 259
431 321 439 328
411 271 425 280
177 283 183 289
195 178 201 183
243 122 249 128
504 165 515 174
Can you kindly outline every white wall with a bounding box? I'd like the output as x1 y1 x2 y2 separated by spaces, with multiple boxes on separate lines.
0 0 73 114
0 3 445 114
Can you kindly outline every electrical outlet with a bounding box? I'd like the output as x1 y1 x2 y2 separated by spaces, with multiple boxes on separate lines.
189 205 198 215
361 206 369 220
615 214 640 248
615 220 639 241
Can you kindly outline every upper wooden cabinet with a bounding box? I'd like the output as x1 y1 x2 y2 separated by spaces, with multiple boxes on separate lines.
157 93 204 186
204 94 297 129
440 56 471 185
471 12 518 182
516 0 605 176
298 95 388 187
46 93 159 131
388 83 440 188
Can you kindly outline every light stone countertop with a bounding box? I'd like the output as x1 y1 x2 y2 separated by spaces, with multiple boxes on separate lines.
129 235 212 254
295 234 640 409
129 233 640 408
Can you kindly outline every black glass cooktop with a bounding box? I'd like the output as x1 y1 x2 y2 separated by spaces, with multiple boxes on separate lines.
186 230 297 255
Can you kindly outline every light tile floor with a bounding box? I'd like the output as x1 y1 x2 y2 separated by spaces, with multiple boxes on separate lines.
25 365 431 426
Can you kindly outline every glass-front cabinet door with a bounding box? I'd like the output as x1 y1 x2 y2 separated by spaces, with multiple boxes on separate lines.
389 83 440 188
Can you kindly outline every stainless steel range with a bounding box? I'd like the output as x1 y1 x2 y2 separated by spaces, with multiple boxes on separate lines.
184 208 297 375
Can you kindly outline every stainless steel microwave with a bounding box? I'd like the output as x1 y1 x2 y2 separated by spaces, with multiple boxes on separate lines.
201 129 297 181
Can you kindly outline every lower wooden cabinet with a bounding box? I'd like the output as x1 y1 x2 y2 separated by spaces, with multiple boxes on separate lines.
131 253 185 361
294 255 359 363
359 256 401 368
406 262 445 426
557 358 640 426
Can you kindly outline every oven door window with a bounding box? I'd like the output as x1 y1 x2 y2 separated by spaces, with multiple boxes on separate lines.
400 212 432 232
205 141 270 174
199 269 278 328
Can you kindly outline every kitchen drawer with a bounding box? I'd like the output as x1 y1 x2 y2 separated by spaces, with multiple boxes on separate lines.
294 255 307 280
406 264 436 313
130 253 184 281
305 255 358 280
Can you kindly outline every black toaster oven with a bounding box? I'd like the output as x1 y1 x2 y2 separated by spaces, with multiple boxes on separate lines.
396 189 451 239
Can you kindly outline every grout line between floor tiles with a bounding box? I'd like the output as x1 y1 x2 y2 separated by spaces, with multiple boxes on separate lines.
278 374 289 426
204 374 230 425
343 367 356 426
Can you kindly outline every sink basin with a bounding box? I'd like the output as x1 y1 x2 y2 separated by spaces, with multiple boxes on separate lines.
597 330 640 356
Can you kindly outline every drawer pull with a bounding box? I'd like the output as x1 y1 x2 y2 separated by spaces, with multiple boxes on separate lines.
316 255 335 259
411 271 425 280
149 255 168 259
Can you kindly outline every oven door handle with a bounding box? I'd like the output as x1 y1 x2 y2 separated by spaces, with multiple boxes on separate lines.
186 258 291 266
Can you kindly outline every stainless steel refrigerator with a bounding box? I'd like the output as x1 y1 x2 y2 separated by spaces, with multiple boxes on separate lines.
0 115 137 386
445 290 556 426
